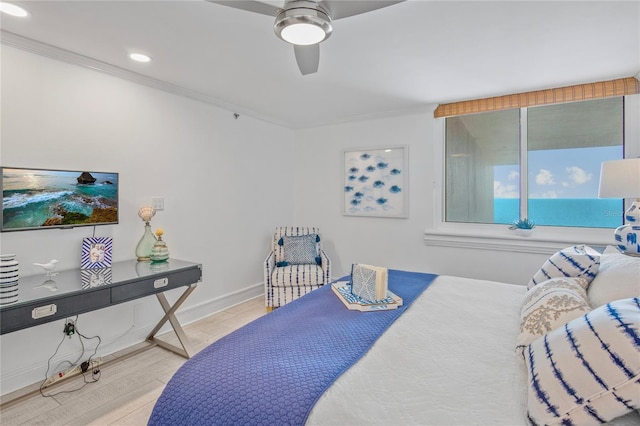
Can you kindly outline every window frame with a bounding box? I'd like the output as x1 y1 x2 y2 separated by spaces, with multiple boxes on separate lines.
424 95 640 255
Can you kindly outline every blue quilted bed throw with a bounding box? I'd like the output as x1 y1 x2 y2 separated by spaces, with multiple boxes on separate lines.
148 269 437 426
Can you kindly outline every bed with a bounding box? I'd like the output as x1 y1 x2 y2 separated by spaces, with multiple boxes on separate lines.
149 246 640 425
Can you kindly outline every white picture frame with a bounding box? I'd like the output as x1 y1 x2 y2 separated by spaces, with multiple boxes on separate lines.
343 146 408 218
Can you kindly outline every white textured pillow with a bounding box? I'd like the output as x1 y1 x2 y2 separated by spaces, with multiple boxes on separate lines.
528 245 600 289
524 297 640 425
588 246 640 308
516 277 591 355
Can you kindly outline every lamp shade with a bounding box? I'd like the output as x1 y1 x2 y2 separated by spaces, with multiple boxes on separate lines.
138 206 156 223
598 158 640 199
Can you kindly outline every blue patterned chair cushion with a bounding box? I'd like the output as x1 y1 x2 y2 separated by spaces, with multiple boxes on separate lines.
524 297 640 425
528 245 600 290
280 234 321 266
270 264 326 287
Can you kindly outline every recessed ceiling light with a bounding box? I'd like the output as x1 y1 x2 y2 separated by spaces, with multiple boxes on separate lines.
0 2 29 17
129 53 151 63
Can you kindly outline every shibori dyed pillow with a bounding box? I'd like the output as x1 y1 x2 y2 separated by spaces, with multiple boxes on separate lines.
516 277 591 356
524 297 640 425
277 234 321 266
528 245 600 290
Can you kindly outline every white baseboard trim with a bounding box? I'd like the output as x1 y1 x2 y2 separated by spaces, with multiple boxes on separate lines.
0 282 264 399
167 281 264 330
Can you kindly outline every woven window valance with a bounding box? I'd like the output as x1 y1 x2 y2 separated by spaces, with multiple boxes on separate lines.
433 77 640 118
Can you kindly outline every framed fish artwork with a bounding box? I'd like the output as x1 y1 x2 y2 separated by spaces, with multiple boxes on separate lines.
343 146 408 218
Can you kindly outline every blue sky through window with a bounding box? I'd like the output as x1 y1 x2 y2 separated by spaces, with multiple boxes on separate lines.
494 145 622 199
493 145 624 227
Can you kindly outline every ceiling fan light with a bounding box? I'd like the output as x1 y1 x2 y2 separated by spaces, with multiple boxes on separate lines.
274 7 332 46
281 23 326 45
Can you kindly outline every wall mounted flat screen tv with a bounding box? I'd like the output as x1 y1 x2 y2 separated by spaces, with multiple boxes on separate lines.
1 167 119 232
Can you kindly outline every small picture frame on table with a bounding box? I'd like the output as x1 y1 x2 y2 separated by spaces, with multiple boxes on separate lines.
81 237 113 269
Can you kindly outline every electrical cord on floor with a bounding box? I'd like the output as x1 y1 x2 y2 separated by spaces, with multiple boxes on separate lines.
76 324 102 381
39 317 102 397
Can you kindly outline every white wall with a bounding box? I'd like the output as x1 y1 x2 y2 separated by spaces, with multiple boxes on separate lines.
292 113 551 282
0 46 295 394
3 44 634 396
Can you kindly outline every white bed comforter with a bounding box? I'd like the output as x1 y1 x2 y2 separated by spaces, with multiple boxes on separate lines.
308 275 640 426
308 275 530 425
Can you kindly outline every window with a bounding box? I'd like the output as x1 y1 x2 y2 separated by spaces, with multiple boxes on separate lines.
444 97 624 229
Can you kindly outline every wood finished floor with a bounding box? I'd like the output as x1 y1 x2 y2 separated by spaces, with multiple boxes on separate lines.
0 296 266 426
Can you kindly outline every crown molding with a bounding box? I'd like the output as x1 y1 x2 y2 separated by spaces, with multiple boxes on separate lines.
0 30 290 128
2 30 440 130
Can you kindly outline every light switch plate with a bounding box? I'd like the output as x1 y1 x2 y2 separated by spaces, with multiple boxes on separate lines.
152 197 164 211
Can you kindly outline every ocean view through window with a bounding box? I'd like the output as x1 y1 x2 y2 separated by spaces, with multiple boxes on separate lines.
445 97 625 229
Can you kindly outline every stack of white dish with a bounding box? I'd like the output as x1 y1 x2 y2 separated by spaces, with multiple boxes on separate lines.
0 254 20 305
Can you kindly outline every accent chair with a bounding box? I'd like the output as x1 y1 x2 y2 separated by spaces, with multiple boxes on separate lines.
264 226 331 311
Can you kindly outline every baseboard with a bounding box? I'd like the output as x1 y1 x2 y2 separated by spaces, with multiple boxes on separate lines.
0 282 264 400
172 281 264 329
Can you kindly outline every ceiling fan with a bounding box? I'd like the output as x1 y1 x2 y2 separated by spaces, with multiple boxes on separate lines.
208 0 405 75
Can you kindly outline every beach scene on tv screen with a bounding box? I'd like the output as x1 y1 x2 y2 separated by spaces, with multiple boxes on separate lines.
2 168 118 230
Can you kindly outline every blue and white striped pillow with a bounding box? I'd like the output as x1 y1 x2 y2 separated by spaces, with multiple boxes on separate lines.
528 245 600 290
525 297 640 425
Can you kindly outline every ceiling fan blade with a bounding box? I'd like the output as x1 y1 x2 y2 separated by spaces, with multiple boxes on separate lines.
322 0 405 20
294 44 320 75
206 0 280 17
